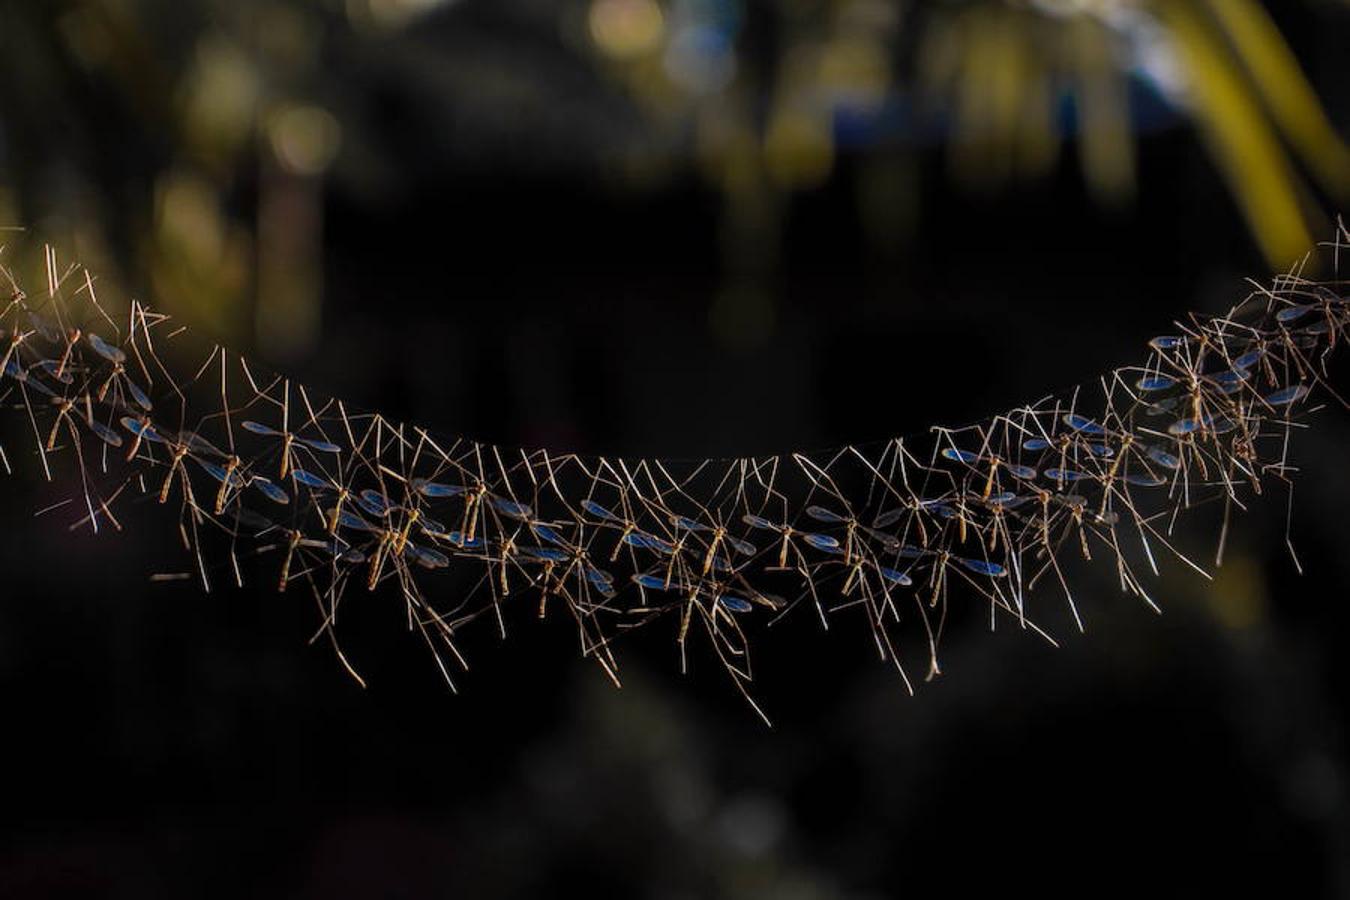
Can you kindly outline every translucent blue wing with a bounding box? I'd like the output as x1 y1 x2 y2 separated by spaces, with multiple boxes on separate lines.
26 312 62 342
725 535 757 556
584 564 615 588
1263 385 1309 406
405 545 450 569
334 545 367 564
1136 375 1178 392
358 489 394 517
185 432 226 458
530 522 568 546
251 478 290 505
623 532 674 554
521 546 569 563
940 448 981 464
87 420 124 448
336 509 378 532
86 332 126 365
241 420 281 437
957 557 1007 577
718 595 754 613
1145 446 1182 470
632 572 679 591
445 531 484 549
298 435 343 453
1062 413 1106 436
291 469 331 489
803 532 842 553
871 508 905 529
124 378 153 411
194 458 245 487
586 566 618 598
1206 369 1249 387
412 478 468 498
1275 303 1316 323
417 515 447 535
878 567 912 586
581 499 623 522
35 360 74 384
4 360 55 396
120 416 165 443
490 496 533 520
805 505 848 524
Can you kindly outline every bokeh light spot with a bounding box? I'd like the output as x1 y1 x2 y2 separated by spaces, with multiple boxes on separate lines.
589 0 665 60
268 105 342 176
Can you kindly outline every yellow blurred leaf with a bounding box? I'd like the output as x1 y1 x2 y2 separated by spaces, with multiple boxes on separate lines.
1164 3 1313 267
1069 17 1135 205
1203 0 1350 199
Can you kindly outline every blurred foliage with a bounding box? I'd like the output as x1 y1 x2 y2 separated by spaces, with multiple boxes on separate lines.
0 0 1346 351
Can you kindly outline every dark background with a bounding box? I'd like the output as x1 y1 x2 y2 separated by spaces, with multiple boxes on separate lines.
1 2 1349 897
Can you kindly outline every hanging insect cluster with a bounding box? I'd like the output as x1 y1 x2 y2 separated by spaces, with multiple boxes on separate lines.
1 231 1347 721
